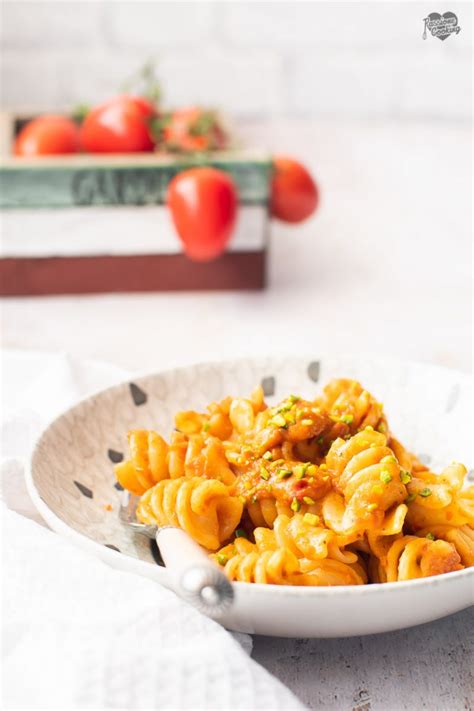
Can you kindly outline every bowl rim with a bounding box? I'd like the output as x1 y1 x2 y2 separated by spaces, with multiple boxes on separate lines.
26 355 473 598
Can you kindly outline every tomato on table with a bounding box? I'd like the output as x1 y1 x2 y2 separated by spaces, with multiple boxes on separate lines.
14 115 80 156
271 156 319 224
79 95 156 153
167 167 237 262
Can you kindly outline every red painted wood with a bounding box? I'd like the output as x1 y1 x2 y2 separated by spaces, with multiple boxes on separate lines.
0 252 266 296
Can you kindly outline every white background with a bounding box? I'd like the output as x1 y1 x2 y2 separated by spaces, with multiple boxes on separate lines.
1 1 472 120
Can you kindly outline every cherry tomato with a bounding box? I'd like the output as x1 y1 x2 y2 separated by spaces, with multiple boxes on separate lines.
167 167 237 262
161 107 228 153
270 156 319 224
14 115 79 156
79 95 155 153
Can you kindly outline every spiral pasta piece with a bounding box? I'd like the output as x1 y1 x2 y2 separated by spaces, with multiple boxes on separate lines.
262 515 368 584
246 498 293 528
315 379 388 434
215 538 299 584
166 432 237 485
289 558 368 586
114 430 169 495
214 532 366 585
405 463 474 530
370 535 462 582
325 429 407 534
259 513 359 565
415 525 474 566
136 476 243 550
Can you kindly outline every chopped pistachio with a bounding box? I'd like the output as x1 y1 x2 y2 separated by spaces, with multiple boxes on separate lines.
405 492 417 503
244 480 253 490
377 423 386 433
341 414 354 424
303 496 316 505
294 465 305 479
301 418 314 426
235 528 247 538
419 487 432 497
272 414 287 428
319 463 327 471
380 470 393 484
289 394 300 404
367 503 378 512
425 532 435 541
277 468 293 480
216 554 228 566
260 467 270 481
307 464 318 476
303 513 319 526
381 455 397 464
372 483 384 495
400 470 412 484
262 451 273 461
251 495 258 504
291 497 301 512
317 436 325 445
203 422 211 432
365 425 374 431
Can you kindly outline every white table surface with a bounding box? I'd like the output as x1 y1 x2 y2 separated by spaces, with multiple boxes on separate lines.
1 119 472 709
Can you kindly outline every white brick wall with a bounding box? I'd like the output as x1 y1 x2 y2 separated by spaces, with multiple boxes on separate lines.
0 1 471 119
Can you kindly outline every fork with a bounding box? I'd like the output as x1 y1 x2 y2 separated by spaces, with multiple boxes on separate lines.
119 490 234 615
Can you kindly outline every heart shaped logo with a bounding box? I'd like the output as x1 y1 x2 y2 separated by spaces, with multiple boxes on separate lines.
423 11 461 41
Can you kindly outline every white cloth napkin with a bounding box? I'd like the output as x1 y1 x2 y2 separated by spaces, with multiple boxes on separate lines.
1 350 303 710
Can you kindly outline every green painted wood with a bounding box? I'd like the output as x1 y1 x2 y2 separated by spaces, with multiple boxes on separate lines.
0 158 271 209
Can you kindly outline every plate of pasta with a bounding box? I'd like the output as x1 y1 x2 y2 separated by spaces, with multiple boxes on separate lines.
28 356 473 638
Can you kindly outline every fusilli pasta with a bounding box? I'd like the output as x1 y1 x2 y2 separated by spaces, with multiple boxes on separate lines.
136 476 243 550
114 377 473 586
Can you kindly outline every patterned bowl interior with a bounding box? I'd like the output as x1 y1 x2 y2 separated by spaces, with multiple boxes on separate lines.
30 356 472 572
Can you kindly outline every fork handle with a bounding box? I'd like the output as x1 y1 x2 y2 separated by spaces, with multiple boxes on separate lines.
156 527 233 615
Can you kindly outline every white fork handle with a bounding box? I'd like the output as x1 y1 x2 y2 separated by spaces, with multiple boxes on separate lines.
156 526 233 615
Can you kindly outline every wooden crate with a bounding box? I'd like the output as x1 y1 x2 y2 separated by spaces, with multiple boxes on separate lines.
0 113 271 295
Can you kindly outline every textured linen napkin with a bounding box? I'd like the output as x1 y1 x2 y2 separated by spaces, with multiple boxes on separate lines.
1 350 303 710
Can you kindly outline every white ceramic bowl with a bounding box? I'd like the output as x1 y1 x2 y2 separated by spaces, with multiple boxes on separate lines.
27 356 473 637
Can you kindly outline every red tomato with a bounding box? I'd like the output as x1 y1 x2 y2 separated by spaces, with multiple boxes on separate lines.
167 168 237 262
270 156 319 224
161 107 228 153
80 95 155 153
14 115 79 156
